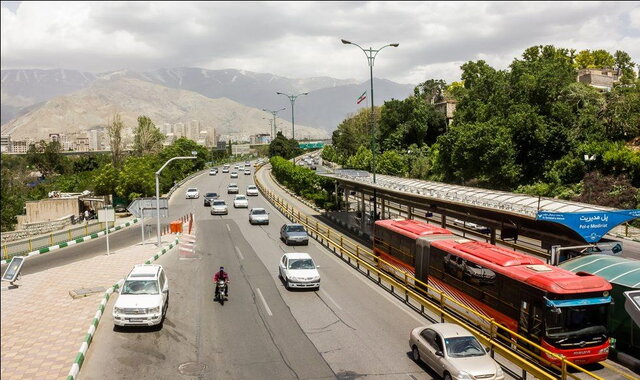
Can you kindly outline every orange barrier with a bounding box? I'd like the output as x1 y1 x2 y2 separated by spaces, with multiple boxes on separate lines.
170 221 183 233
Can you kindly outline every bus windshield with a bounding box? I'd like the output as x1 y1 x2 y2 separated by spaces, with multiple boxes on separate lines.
545 304 607 339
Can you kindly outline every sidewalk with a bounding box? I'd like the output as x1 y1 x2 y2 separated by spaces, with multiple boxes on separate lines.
0 233 178 380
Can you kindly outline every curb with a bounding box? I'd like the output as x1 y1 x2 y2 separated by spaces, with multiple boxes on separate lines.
66 237 180 380
0 219 140 265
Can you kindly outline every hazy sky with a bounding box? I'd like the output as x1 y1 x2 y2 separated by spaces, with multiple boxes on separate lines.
2 1 639 84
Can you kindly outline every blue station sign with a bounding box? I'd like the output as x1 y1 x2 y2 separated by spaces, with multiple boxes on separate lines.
536 209 640 243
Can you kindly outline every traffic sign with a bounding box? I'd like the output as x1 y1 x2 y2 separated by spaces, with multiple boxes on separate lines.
127 197 169 218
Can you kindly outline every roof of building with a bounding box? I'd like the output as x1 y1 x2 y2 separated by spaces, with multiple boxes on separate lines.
559 254 640 288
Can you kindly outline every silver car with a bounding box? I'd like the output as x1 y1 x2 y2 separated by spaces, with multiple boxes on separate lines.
249 208 269 225
409 323 504 380
280 223 309 246
210 200 228 215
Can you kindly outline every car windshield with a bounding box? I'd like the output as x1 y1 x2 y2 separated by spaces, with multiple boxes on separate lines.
248 186 256 189
252 209 266 215
205 193 217 197
187 188 197 192
122 280 159 295
228 185 237 188
236 196 246 200
288 258 315 270
444 336 486 358
287 225 306 232
213 201 225 205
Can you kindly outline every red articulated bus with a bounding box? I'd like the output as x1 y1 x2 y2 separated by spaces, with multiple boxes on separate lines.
373 219 612 365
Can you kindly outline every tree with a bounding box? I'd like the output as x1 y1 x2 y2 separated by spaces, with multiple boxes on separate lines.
157 137 208 192
331 108 378 158
133 115 165 155
415 79 447 103
107 113 125 168
115 156 156 200
376 150 407 176
268 131 301 159
614 50 637 84
345 145 373 171
26 140 68 177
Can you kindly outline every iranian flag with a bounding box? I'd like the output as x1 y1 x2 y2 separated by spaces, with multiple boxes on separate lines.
357 91 367 104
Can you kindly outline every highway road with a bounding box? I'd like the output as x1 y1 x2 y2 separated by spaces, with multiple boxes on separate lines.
79 164 441 380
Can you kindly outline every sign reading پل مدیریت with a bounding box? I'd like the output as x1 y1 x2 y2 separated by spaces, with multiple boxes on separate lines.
536 209 640 243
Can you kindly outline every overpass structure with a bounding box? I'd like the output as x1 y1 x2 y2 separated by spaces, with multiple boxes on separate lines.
319 169 639 256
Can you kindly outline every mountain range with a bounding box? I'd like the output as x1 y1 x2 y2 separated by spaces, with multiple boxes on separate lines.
1 68 415 140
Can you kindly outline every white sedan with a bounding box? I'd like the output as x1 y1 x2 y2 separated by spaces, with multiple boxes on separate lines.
278 252 320 290
210 200 228 215
246 185 259 196
233 194 249 208
185 188 199 199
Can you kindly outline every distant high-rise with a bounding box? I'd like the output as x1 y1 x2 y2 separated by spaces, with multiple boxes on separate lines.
173 122 185 138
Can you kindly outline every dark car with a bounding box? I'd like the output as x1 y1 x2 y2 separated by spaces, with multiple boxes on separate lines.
203 192 219 206
280 223 309 246
114 203 128 213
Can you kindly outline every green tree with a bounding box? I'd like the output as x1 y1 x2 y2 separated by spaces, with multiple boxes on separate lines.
26 140 68 177
157 138 208 192
331 108 378 158
268 131 301 159
115 156 157 200
107 113 125 168
93 163 119 196
376 150 407 176
345 145 373 171
133 115 165 155
614 50 637 84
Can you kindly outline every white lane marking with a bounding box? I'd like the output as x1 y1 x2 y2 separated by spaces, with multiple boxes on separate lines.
235 246 244 260
256 288 273 316
320 289 342 310
226 224 231 232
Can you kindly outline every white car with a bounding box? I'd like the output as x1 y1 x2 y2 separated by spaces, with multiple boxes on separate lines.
246 185 259 196
210 199 228 215
233 194 249 208
222 166 230 173
278 252 320 290
249 207 269 225
230 171 239 178
409 323 504 380
113 264 168 327
185 188 199 199
227 183 239 194
244 169 251 175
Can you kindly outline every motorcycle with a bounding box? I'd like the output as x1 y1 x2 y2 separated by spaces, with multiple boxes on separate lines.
215 279 228 305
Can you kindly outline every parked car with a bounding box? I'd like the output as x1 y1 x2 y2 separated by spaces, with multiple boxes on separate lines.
112 264 169 327
409 323 504 380
233 194 249 208
246 185 259 196
227 183 239 194
209 168 218 176
230 171 239 178
114 203 128 213
203 192 219 206
249 207 269 225
210 199 228 215
185 188 199 199
280 223 309 246
278 252 320 290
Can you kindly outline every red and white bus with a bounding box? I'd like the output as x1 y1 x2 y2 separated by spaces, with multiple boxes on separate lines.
373 219 612 365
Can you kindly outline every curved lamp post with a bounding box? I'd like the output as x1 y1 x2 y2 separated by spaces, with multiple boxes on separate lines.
262 107 286 138
276 92 308 140
341 38 398 222
155 154 197 246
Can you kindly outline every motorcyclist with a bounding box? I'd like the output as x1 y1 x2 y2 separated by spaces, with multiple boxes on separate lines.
213 266 229 297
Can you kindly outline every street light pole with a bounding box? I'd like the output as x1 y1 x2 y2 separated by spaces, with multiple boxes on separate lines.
262 107 286 139
276 92 308 140
341 38 398 222
155 154 197 246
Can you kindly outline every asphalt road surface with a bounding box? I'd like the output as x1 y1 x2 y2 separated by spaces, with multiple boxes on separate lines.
79 164 440 380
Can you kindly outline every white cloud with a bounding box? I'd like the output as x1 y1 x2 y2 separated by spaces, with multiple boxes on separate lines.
2 1 639 85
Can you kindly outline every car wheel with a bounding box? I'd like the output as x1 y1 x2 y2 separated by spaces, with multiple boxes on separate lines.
411 345 420 363
285 280 291 290
443 373 452 380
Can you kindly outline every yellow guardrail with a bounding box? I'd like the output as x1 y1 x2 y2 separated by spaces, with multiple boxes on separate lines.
255 164 610 380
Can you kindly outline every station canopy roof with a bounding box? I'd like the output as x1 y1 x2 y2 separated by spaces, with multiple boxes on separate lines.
323 169 615 219
559 254 640 288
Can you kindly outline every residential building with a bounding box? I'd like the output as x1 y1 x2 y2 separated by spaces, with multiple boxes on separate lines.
1 135 11 153
75 137 90 152
11 140 29 153
434 99 457 128
173 122 185 138
577 68 620 91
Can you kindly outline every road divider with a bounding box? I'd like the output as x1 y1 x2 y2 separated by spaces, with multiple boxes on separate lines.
66 237 180 380
0 219 139 265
